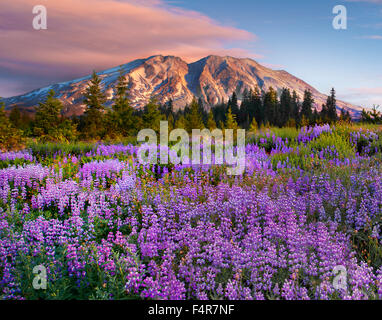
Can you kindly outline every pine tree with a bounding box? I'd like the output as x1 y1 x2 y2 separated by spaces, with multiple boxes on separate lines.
142 97 163 132
186 98 204 133
325 88 338 123
175 114 186 129
370 105 381 123
81 71 107 140
291 91 300 126
279 88 292 127
206 110 217 131
301 90 314 122
9 107 22 129
313 108 320 124
107 68 137 137
263 87 278 126
252 86 264 125
167 113 175 132
228 92 240 119
225 107 238 130
0 99 23 150
34 90 76 142
249 117 258 134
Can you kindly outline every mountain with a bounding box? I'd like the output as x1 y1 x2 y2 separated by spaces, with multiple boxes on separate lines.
2 55 363 118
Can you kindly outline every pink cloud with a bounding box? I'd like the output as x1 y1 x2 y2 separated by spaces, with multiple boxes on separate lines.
339 87 382 107
0 0 259 96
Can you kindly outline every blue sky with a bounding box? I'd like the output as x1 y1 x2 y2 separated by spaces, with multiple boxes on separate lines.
168 0 382 107
1 0 381 107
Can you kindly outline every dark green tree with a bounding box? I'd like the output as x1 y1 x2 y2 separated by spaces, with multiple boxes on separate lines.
263 87 278 126
206 110 217 130
291 90 300 126
279 88 292 127
9 107 22 129
107 69 137 137
300 89 314 122
81 71 107 140
228 92 240 119
142 97 163 132
325 88 338 123
34 90 77 142
186 98 204 132
0 99 24 150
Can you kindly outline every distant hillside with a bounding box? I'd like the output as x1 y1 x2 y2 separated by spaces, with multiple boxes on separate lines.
3 55 363 118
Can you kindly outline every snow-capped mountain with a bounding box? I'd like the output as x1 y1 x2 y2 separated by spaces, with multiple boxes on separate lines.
3 55 363 118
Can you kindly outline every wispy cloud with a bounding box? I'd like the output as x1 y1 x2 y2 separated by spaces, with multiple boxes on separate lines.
339 87 382 107
361 35 382 39
0 0 259 97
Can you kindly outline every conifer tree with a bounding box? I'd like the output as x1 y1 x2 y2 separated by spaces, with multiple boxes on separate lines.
206 110 217 131
279 88 292 127
0 99 23 150
228 92 240 119
186 98 204 133
167 113 175 132
263 87 278 126
82 71 107 140
325 88 338 123
34 90 76 142
291 91 300 126
9 107 22 129
225 107 238 130
142 97 163 132
107 69 137 136
249 117 258 134
175 114 187 129
301 89 314 122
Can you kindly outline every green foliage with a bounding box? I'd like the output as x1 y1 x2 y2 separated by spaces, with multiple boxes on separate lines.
11 244 139 300
81 71 107 140
361 105 381 124
301 89 314 121
206 110 217 131
0 100 24 150
142 97 163 132
106 69 141 138
225 107 238 130
249 117 258 134
321 88 338 123
186 98 204 133
34 90 77 142
29 141 97 158
175 115 186 129
9 107 22 128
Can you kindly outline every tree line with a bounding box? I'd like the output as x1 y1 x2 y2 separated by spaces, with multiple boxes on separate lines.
0 69 361 149
360 105 382 124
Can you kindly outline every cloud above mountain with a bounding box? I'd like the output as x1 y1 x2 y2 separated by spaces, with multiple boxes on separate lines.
339 87 382 107
0 0 257 97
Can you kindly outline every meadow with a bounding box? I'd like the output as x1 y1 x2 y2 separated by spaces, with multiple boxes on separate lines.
1 123 382 300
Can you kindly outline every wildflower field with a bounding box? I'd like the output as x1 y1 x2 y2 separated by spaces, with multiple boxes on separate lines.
1 123 382 300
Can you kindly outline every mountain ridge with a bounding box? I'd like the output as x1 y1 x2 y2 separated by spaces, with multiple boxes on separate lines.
2 55 363 118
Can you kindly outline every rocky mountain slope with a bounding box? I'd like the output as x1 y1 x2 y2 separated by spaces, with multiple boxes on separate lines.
3 55 363 118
